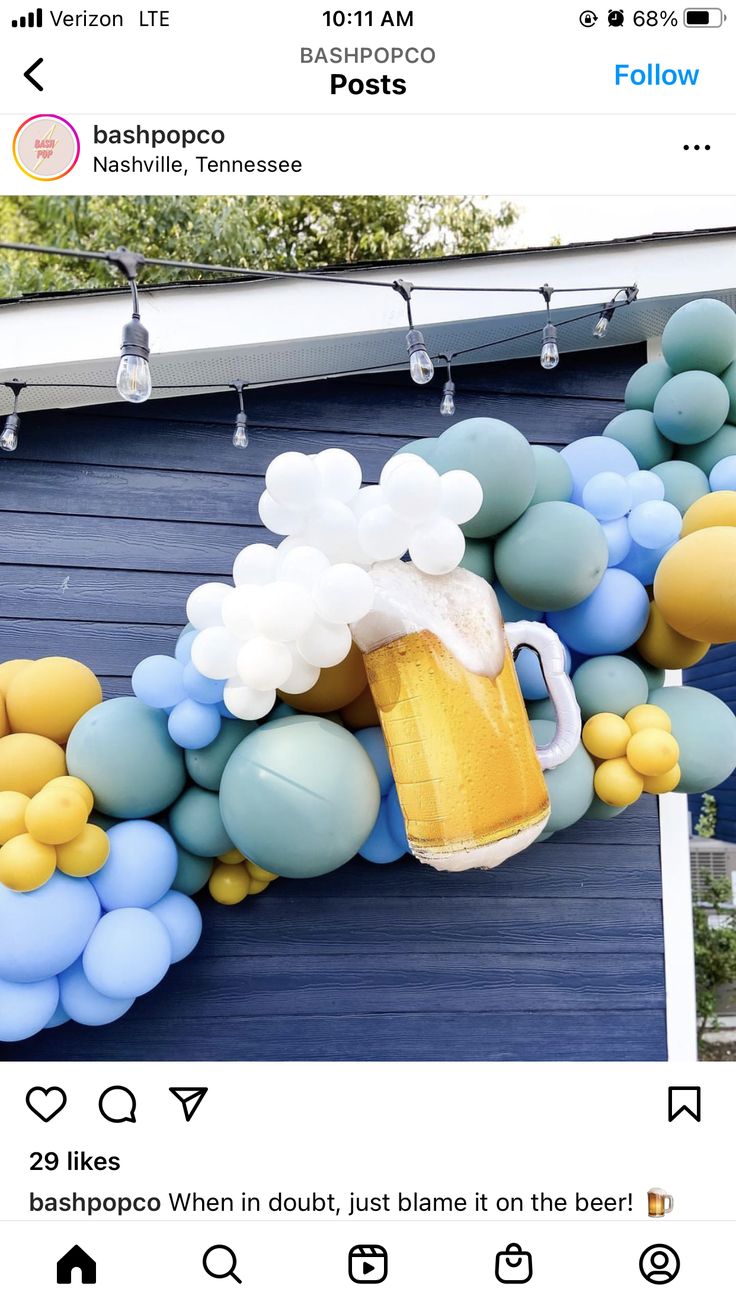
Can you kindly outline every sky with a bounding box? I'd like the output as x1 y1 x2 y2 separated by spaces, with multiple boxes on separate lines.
496 195 736 249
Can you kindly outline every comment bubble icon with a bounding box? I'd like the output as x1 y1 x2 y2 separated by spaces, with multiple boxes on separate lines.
99 1085 137 1124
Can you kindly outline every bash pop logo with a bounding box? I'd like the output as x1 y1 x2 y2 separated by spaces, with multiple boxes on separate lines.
13 114 80 181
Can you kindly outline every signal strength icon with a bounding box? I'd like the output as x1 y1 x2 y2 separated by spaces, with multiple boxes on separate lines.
12 6 43 26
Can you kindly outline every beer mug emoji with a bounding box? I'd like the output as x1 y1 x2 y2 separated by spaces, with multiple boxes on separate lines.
648 1188 674 1218
352 561 581 871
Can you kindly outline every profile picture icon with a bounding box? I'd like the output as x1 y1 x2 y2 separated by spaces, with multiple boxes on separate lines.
639 1244 680 1284
13 114 80 181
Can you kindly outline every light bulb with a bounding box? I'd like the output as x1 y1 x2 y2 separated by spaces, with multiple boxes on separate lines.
0 414 19 452
540 322 559 370
406 328 434 385
116 353 152 403
440 381 456 416
593 315 609 339
233 413 249 448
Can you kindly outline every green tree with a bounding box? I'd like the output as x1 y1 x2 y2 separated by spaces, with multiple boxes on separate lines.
0 195 518 297
693 874 736 1038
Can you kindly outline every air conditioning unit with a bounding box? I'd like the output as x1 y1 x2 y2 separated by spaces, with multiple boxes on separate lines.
690 838 736 900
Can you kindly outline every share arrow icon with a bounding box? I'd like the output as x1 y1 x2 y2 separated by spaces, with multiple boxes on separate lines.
169 1087 208 1122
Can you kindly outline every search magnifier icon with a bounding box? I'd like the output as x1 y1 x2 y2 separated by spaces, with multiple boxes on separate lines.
203 1245 242 1284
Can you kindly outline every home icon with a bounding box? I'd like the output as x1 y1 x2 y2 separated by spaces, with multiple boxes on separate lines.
56 1245 97 1285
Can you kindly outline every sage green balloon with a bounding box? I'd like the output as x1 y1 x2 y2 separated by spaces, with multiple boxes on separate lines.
527 696 557 722
531 719 595 833
651 459 710 514
649 686 736 793
653 371 730 445
625 360 673 412
66 698 186 819
685 422 736 475
185 719 255 791
572 655 649 721
434 417 536 537
602 409 673 469
585 796 627 820
172 847 212 896
460 538 494 582
529 445 573 505
394 436 440 464
629 654 666 692
662 298 736 375
169 785 232 858
494 501 608 611
720 360 736 423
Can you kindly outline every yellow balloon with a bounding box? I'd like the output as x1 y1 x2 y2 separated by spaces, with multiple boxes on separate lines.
626 727 680 778
56 823 110 877
594 758 644 807
636 601 710 670
44 775 95 816
0 659 33 698
0 833 56 892
246 860 279 884
681 490 736 535
0 690 8 739
25 788 88 846
209 864 251 905
582 713 631 760
6 656 102 745
624 704 672 734
642 764 682 795
0 733 66 797
218 848 246 865
279 643 367 713
654 526 736 644
340 683 380 729
0 791 30 844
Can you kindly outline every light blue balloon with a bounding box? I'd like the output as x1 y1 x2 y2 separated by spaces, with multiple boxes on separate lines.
582 472 632 521
628 500 682 550
172 846 212 896
59 958 134 1026
167 698 222 750
601 517 632 567
182 662 227 705
355 727 393 795
132 655 185 710
618 539 669 586
359 800 405 864
494 584 542 624
547 569 649 656
627 470 665 507
710 455 736 492
175 625 197 664
0 976 59 1042
561 436 638 506
149 891 203 964
83 908 172 1000
515 643 571 700
385 784 410 852
0 873 100 984
66 698 186 819
92 820 178 911
45 1001 70 1029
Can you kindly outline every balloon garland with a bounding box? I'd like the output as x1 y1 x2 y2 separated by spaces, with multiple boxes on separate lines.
3 295 736 1042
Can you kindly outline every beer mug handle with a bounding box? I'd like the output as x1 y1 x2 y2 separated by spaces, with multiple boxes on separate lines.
505 621 582 772
664 1194 674 1213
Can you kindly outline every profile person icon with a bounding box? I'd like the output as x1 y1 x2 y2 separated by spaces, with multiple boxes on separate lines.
639 1244 680 1284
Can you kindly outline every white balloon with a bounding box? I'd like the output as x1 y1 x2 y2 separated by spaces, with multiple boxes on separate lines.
313 564 374 625
439 469 484 525
379 452 425 487
237 636 293 692
304 498 360 562
221 585 261 639
277 648 321 694
265 451 320 509
223 679 275 721
383 460 441 522
297 617 352 668
409 518 466 576
278 544 331 587
358 505 410 562
190 627 239 680
232 542 279 587
186 582 234 630
313 448 363 503
254 581 314 642
351 484 384 519
258 490 307 537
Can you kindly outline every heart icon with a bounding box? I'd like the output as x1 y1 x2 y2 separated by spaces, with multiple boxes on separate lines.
26 1086 67 1123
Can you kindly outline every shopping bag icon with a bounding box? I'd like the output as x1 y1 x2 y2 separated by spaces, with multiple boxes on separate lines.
495 1242 533 1283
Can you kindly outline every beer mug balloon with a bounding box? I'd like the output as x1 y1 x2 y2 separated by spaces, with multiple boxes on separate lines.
352 562 581 871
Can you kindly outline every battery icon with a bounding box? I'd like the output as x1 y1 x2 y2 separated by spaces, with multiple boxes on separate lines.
683 7 724 22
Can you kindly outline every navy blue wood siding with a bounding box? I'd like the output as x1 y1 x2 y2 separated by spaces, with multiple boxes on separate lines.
0 342 668 1062
686 647 736 841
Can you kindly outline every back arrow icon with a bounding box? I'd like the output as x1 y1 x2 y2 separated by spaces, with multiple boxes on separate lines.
24 58 44 91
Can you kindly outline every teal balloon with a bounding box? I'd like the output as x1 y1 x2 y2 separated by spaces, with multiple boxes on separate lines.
531 719 594 834
650 459 710 514
172 846 212 896
90 811 115 832
267 701 300 722
433 417 535 537
185 719 255 791
169 785 232 858
649 686 736 793
460 538 494 581
219 716 381 878
527 696 557 721
394 436 440 464
572 655 649 720
685 422 736 475
625 360 674 411
66 698 186 818
662 298 736 375
494 502 608 611
494 584 542 623
653 371 730 445
629 654 666 692
0 976 59 1042
602 410 673 470
720 360 736 423
530 446 573 505
585 796 627 820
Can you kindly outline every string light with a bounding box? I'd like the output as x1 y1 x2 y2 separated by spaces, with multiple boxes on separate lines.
231 380 249 449
0 380 25 452
393 279 434 385
439 355 456 416
593 284 639 339
539 284 560 371
109 249 152 404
